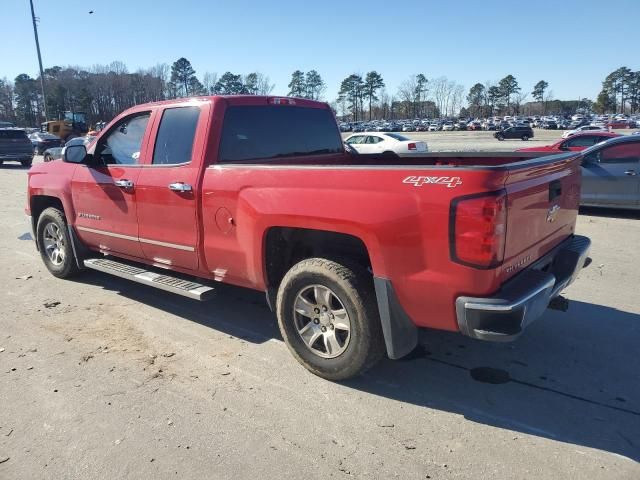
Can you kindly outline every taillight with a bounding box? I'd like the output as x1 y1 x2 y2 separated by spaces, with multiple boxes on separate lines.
408 143 417 150
450 191 507 269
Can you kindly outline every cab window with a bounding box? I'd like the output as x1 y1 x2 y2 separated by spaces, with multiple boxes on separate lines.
565 136 599 148
599 142 640 164
346 135 365 144
96 113 150 165
152 106 200 165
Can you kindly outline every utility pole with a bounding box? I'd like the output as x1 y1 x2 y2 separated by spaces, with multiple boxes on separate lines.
29 0 47 121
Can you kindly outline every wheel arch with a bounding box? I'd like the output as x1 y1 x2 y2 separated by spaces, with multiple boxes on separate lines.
263 227 373 296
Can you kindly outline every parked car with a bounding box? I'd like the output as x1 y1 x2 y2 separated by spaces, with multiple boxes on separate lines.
344 133 428 156
441 122 454 131
29 132 64 154
494 126 534 141
517 132 619 153
580 135 640 209
43 136 95 162
608 119 629 129
26 95 590 380
428 123 440 131
542 121 558 129
0 121 15 128
401 124 415 132
0 128 34 167
562 125 608 138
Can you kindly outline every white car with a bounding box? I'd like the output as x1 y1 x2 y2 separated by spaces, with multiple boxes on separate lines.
562 125 608 138
428 123 440 131
344 133 428 157
442 122 454 131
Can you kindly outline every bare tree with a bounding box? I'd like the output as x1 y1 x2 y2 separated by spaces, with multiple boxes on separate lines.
254 73 275 95
202 72 218 94
450 84 465 117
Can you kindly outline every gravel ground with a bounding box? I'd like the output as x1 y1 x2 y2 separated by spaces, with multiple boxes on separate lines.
0 142 639 479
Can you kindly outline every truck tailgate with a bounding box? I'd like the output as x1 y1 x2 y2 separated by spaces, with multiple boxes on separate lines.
501 153 581 282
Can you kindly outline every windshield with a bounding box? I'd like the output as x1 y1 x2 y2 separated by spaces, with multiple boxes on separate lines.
64 112 87 124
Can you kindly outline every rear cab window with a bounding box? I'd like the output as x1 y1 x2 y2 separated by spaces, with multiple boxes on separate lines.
152 106 200 165
218 105 343 163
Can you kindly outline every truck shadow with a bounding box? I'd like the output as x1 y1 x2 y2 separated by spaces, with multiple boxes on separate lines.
73 270 281 345
580 206 640 220
346 300 640 462
73 271 639 461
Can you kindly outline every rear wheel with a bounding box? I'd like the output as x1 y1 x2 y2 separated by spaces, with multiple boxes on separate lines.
44 153 52 162
21 159 32 167
382 150 398 158
276 258 385 381
36 207 79 279
521 135 530 141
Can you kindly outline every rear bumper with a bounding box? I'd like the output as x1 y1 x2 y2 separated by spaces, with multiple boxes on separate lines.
455 235 591 342
0 153 33 162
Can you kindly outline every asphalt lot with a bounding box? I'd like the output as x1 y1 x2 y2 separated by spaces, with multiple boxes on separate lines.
1 136 639 479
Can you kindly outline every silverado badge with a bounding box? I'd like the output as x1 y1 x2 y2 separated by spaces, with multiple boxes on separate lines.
546 204 560 223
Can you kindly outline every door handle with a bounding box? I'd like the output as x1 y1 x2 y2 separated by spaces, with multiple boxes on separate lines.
624 170 637 176
168 182 193 192
114 179 134 189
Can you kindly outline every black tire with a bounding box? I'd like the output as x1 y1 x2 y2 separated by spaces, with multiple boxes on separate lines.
276 258 385 381
496 134 505 141
44 153 51 162
382 150 398 158
521 135 529 141
21 159 32 167
36 207 79 279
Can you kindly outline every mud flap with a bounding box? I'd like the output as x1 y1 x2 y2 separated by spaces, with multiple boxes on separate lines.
373 277 419 359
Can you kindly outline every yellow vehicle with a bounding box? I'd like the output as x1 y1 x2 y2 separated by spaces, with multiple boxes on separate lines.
41 111 88 142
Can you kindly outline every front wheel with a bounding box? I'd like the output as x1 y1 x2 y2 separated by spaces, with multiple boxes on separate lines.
276 258 385 381
496 134 504 141
36 207 79 279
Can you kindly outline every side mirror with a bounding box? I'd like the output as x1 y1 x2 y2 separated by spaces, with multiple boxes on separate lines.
559 143 569 151
64 144 87 164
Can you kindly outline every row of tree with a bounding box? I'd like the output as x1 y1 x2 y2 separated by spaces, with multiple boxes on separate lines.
0 58 275 126
1 59 638 127
595 67 640 114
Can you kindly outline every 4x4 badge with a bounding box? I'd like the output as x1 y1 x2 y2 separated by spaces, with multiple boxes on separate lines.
403 176 462 188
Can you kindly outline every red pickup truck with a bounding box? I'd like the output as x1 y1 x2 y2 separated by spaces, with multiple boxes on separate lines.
26 96 591 380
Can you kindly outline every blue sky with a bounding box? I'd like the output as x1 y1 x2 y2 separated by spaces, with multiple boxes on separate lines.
3 0 638 103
